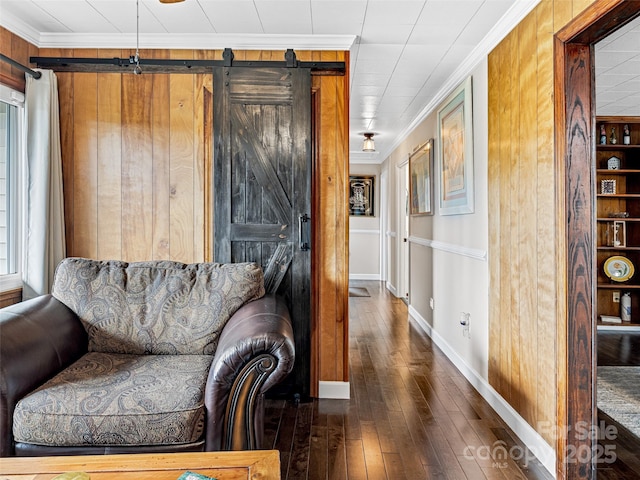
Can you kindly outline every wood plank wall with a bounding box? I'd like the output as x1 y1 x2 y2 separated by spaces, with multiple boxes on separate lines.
488 0 594 447
311 51 350 391
0 289 22 308
0 27 38 92
43 47 216 263
1 33 350 391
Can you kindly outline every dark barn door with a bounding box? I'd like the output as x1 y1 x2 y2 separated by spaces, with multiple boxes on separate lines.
213 66 311 398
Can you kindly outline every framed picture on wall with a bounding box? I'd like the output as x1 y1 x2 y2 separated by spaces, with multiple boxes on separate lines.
409 139 434 215
348 175 375 216
437 76 474 215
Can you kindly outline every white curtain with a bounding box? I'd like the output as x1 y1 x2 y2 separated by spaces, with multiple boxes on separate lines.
23 69 66 299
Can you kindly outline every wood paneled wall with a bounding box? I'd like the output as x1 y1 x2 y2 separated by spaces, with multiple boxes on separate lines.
311 51 350 390
488 0 594 447
1 35 350 391
0 288 22 308
0 27 38 92
43 47 216 263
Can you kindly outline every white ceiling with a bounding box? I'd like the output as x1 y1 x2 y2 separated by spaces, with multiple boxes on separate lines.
0 0 637 163
595 15 640 117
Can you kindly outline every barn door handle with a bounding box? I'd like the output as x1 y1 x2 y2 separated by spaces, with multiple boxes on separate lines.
299 214 310 251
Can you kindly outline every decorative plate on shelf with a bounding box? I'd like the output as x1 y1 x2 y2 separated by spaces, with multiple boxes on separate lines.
604 256 635 282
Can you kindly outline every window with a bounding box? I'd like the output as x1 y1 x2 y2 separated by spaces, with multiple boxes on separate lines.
0 84 25 291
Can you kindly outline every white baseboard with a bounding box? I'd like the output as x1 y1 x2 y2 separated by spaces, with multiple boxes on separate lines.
386 281 397 296
408 305 556 478
318 381 350 399
349 273 381 281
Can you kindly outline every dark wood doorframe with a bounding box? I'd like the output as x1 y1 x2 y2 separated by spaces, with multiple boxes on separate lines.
555 1 640 479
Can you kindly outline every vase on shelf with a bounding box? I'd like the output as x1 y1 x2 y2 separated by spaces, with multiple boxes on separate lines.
621 292 631 321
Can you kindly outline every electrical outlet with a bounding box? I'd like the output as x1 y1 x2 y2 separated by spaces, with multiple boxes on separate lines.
613 291 620 303
429 297 434 309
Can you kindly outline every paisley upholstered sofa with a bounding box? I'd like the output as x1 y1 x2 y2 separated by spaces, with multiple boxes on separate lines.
0 258 295 457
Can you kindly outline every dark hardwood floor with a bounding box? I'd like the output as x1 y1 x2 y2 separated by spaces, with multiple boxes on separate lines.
263 281 553 479
597 330 640 366
596 329 640 479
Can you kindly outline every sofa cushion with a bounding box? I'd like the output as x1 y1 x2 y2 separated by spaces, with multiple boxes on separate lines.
51 258 265 355
13 352 213 447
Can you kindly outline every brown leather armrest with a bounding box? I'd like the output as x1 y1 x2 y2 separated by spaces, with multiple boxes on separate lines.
0 295 87 456
204 294 295 451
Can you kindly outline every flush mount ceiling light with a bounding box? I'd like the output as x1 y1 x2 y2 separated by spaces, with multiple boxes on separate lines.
362 133 375 152
159 0 185 3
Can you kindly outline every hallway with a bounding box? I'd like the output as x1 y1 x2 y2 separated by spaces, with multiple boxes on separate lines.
264 281 553 479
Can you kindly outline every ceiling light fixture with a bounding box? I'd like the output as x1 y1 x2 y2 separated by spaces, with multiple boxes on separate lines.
362 133 375 152
159 0 185 3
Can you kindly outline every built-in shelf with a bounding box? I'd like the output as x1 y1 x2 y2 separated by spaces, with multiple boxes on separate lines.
598 283 640 289
597 321 640 330
597 194 640 198
596 169 640 174
595 116 640 329
596 145 639 151
598 246 640 251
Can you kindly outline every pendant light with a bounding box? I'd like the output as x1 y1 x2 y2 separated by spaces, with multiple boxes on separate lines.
133 0 186 74
132 0 142 74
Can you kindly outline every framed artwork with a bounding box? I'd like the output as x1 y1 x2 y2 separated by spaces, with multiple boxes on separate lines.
348 175 375 216
437 76 474 215
409 139 434 215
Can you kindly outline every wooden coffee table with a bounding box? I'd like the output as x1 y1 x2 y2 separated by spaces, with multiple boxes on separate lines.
0 450 280 480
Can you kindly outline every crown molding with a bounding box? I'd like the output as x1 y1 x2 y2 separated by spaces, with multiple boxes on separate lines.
0 10 41 46
0 10 356 52
36 32 357 50
377 0 542 162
